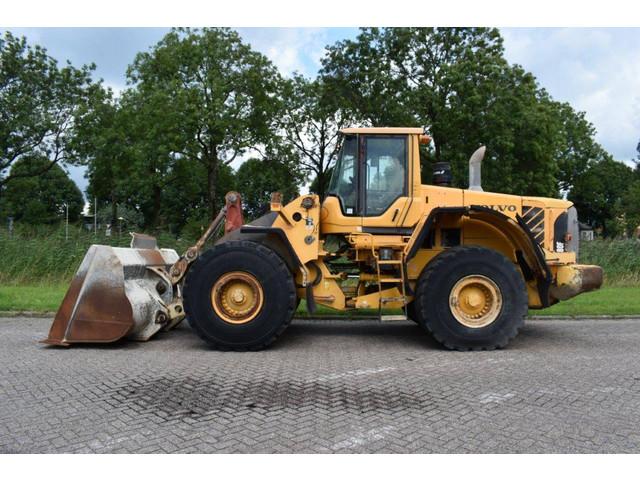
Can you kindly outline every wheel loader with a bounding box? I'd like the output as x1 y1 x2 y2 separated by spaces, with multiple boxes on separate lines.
43 127 603 351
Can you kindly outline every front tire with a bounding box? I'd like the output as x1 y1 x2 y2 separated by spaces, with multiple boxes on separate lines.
406 301 420 324
415 246 527 351
183 240 296 350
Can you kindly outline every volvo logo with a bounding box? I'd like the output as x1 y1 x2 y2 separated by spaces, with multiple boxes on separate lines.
481 205 517 213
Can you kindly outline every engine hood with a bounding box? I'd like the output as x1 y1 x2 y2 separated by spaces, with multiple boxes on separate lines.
520 195 573 210
463 188 572 212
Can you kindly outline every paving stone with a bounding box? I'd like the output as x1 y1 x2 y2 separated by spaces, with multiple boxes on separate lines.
2 317 640 453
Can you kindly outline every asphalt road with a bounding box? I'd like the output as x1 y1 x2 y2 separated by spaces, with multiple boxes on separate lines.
2 316 640 453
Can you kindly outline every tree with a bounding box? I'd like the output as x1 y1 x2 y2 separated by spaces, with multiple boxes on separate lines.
309 166 334 198
551 101 610 192
322 28 505 144
618 180 640 237
235 156 303 219
441 63 562 196
320 28 412 126
75 86 132 227
111 87 189 230
126 28 283 217
83 84 216 232
96 204 144 231
568 157 634 236
0 31 98 192
278 75 351 200
0 154 83 224
321 28 607 198
162 161 236 234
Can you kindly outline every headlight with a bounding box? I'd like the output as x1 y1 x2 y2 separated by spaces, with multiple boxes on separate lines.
554 207 579 254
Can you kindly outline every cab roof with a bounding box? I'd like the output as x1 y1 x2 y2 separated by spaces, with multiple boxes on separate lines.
340 127 424 135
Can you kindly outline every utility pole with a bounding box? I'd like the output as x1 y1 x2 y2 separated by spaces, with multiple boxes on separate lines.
94 196 97 236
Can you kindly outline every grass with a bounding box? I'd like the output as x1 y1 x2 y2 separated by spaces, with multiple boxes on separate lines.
2 284 639 317
2 225 639 286
296 287 640 317
0 284 68 312
531 286 640 316
1 225 640 316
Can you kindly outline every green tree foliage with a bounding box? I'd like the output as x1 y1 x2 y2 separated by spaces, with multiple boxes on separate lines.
96 204 144 231
309 166 334 198
321 27 605 198
568 157 634 237
0 155 83 224
74 87 131 226
0 31 99 190
618 180 640 237
552 102 611 192
441 64 562 196
126 28 283 217
114 87 192 230
82 82 234 232
615 143 640 237
235 156 303 219
3 27 629 239
278 75 351 199
162 162 236 235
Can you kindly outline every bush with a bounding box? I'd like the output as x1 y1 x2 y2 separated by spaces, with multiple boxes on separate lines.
2 224 639 287
0 223 196 285
579 238 640 285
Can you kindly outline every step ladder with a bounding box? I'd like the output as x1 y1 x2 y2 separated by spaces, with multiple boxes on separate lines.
374 252 408 322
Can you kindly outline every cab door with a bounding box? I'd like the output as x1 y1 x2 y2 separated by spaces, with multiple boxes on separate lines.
360 135 412 232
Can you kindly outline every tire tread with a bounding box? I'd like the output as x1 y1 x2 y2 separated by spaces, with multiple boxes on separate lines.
183 240 296 351
416 246 527 351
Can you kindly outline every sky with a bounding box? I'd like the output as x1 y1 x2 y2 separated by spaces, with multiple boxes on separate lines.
5 27 640 195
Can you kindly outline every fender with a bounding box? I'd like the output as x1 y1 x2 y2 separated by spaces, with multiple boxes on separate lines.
237 225 302 270
216 211 302 273
406 205 553 306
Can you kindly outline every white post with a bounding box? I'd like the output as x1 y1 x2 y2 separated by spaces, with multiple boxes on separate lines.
65 203 69 241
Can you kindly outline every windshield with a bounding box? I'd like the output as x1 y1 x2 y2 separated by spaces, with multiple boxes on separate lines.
328 134 358 215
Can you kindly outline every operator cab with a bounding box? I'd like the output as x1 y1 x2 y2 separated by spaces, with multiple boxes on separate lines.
322 127 425 234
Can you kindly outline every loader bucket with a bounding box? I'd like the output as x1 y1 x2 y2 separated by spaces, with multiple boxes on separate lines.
42 242 179 346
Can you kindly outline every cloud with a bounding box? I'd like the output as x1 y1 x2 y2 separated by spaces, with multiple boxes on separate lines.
237 27 348 77
502 28 640 162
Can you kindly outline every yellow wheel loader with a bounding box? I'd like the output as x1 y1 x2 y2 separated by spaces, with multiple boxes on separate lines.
43 127 603 351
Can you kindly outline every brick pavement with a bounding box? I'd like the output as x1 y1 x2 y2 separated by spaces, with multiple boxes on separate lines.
1 316 640 453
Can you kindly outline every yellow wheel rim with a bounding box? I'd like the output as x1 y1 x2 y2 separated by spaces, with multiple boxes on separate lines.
449 275 502 328
211 272 264 325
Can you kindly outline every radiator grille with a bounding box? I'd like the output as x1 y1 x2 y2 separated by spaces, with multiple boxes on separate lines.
522 206 545 246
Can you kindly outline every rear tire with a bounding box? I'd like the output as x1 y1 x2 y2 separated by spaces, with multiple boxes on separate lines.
183 240 296 350
415 246 527 351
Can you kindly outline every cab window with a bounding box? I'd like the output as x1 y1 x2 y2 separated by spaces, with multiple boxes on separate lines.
364 136 407 216
327 135 358 215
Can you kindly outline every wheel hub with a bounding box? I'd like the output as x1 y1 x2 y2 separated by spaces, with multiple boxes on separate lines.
231 289 246 304
449 274 502 328
211 271 264 325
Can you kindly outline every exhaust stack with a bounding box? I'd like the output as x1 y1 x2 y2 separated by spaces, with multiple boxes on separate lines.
468 146 486 192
